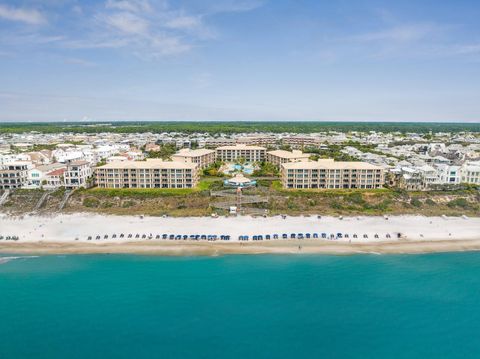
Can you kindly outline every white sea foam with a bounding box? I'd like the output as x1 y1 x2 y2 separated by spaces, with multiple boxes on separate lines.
0 256 39 264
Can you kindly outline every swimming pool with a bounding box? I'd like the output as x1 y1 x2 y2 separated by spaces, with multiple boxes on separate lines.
225 163 254 174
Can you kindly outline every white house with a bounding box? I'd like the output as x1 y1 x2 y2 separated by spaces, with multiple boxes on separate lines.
25 164 67 189
64 161 92 190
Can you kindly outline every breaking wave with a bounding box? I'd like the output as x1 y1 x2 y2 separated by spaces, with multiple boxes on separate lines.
0 256 39 265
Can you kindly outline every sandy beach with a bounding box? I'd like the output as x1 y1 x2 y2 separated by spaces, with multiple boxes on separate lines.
1 213 479 255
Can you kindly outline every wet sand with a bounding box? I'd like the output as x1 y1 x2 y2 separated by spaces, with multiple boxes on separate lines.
2 238 480 256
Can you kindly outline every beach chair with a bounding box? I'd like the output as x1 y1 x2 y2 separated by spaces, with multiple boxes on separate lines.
273 234 278 239
104 235 108 239
253 235 258 241
321 233 327 239
169 234 175 240
291 233 296 239
156 235 161 239
306 233 311 239
282 234 288 239
258 235 263 240
298 233 304 239
353 234 357 238
363 234 368 238
266 234 271 240
313 233 318 239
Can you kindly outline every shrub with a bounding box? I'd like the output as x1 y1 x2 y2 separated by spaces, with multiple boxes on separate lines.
122 200 135 208
347 192 366 205
410 198 422 207
83 197 100 208
177 201 187 209
101 201 114 208
425 198 436 206
287 200 297 210
447 198 470 209
375 199 392 211
331 201 343 210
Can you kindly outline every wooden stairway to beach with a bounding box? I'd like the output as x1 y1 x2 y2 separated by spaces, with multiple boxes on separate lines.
0 190 10 206
59 190 72 210
34 191 51 211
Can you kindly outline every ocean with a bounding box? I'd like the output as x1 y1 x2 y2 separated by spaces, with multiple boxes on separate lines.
1 253 480 358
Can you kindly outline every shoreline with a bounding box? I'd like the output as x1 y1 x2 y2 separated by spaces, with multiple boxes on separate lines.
1 213 479 256
2 239 480 256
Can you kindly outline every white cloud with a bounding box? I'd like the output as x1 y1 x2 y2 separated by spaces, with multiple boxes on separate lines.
148 34 192 56
206 0 265 14
84 1 213 57
165 15 202 30
0 4 46 25
0 33 65 47
102 11 149 35
328 21 470 61
62 37 130 49
65 57 97 67
105 0 154 13
0 0 264 59
454 44 480 55
351 24 440 43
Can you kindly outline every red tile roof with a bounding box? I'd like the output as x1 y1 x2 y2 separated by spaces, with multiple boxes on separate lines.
47 168 66 176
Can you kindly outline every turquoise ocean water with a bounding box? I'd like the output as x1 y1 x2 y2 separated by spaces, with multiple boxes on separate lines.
1 253 480 358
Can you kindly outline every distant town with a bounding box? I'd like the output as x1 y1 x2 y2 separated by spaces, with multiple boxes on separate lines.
0 122 479 217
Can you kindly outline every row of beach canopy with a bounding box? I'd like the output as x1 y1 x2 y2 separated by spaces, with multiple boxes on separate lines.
85 234 231 241
83 232 397 241
240 232 394 240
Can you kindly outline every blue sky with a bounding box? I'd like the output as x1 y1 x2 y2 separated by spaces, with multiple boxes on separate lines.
0 0 479 122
